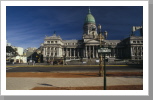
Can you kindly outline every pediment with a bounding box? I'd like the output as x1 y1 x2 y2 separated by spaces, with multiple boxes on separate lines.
84 39 99 43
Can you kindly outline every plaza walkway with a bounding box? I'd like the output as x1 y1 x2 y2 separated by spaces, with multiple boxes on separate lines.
6 75 143 90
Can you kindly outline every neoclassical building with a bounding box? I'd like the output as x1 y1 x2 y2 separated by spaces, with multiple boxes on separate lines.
40 8 143 62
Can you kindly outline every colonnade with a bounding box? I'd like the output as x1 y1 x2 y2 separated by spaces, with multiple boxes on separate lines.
131 46 143 56
62 45 124 59
63 48 81 58
43 47 60 57
43 45 143 60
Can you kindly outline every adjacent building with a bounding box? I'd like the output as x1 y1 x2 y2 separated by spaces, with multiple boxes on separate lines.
11 46 27 63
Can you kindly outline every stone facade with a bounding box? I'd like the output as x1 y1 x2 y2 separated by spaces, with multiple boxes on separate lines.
40 8 143 62
41 35 143 62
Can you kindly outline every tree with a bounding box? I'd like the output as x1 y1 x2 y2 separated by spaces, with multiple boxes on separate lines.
6 46 18 58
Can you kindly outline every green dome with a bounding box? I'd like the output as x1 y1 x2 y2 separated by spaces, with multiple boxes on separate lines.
84 8 95 24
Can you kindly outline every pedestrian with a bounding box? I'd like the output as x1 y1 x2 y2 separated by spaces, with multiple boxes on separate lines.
28 61 29 65
12 61 14 65
50 61 53 65
33 60 35 66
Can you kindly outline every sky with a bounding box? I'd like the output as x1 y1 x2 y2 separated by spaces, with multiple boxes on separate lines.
6 6 143 49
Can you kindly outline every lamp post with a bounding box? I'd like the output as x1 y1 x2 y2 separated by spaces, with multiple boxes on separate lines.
98 24 110 90
37 50 41 64
63 52 65 66
98 24 104 77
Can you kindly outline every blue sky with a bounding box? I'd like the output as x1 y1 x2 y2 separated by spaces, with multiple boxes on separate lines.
6 6 143 49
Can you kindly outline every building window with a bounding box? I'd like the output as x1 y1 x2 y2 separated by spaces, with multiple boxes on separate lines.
55 41 57 43
131 41 133 43
133 41 136 43
47 41 50 43
51 41 54 43
137 41 140 43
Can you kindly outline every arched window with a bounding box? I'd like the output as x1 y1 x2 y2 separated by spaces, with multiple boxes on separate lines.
47 41 50 44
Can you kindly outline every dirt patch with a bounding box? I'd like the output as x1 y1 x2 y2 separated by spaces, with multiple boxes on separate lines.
31 85 143 90
6 72 143 78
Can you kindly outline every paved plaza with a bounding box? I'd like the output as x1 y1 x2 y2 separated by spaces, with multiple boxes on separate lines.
6 75 143 90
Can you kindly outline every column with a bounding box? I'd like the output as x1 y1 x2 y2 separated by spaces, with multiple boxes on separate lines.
83 49 85 58
131 47 132 56
133 47 135 56
111 48 113 57
46 47 47 56
43 47 46 56
67 48 69 57
117 48 118 57
53 47 54 57
114 48 115 57
136 46 138 56
70 48 71 57
62 48 64 56
74 48 75 58
96 46 98 58
77 48 79 57
131 47 133 56
66 48 67 57
89 46 91 58
141 47 143 56
111 48 112 57
93 46 95 58
57 47 59 57
85 46 87 58
50 47 51 57
114 48 116 57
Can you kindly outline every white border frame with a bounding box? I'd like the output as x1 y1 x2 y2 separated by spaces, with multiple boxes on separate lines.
1 1 148 96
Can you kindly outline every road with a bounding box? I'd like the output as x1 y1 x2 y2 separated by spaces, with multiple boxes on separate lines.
6 65 143 72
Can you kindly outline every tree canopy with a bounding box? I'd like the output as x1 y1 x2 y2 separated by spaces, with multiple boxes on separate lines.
6 46 18 57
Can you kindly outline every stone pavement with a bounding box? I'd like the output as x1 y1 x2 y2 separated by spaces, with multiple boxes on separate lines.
6 76 143 90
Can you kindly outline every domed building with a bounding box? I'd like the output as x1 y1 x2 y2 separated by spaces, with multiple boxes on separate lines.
83 8 97 35
40 8 143 64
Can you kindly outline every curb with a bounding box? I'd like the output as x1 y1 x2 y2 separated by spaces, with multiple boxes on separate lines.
6 65 132 67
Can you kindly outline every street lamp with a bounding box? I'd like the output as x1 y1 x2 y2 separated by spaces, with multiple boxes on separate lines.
98 24 110 90
37 50 41 64
63 51 66 66
98 24 104 76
